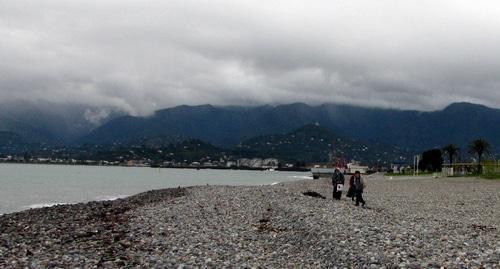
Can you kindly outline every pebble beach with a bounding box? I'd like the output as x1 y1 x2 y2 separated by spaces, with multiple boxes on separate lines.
1 174 499 268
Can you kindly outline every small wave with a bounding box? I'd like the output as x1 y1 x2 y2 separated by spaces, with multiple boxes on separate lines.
24 203 68 209
289 175 314 180
95 194 129 201
270 182 280 186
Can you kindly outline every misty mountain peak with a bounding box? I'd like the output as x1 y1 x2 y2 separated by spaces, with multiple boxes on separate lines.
442 102 492 112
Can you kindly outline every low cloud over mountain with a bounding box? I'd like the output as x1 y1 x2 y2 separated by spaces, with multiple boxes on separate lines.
1 1 500 115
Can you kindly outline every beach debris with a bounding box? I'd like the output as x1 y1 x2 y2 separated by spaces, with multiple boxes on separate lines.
302 191 326 199
470 224 497 232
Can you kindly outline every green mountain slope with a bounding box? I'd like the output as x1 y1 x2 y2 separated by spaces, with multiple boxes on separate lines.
237 124 408 165
79 102 500 156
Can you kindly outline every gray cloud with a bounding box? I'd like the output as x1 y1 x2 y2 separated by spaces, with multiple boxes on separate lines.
1 0 500 115
84 108 112 125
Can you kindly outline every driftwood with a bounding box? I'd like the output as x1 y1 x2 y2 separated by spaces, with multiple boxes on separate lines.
302 191 326 199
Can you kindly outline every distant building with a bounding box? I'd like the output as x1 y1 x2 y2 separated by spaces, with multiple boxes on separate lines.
347 162 369 174
391 162 407 173
262 158 279 168
127 160 147 167
237 158 251 167
13 156 25 162
249 158 263 168
163 161 175 167
237 158 265 168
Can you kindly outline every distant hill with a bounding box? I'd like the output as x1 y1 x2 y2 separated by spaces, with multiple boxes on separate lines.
77 104 294 146
77 138 226 164
56 125 407 165
0 115 53 145
2 101 499 159
0 101 122 148
237 124 407 165
0 131 41 154
79 102 500 156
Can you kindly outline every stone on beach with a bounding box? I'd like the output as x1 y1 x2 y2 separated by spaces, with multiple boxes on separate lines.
0 175 499 268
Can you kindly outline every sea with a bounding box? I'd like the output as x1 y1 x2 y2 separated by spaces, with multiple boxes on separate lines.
0 163 311 215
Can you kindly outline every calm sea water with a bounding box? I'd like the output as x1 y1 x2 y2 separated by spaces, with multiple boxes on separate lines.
0 163 310 215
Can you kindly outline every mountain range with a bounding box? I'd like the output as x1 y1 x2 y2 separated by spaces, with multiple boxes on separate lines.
236 124 407 164
0 101 122 147
1 102 499 160
57 124 406 165
79 102 500 154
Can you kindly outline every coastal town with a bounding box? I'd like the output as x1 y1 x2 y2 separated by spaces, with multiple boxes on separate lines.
0 154 287 169
0 154 338 172
2 1 500 267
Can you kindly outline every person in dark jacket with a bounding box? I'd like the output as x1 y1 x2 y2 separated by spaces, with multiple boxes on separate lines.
352 171 366 206
346 174 355 201
332 168 345 200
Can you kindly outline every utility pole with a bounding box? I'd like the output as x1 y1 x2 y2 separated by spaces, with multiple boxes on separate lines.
413 155 416 176
416 155 420 176
413 154 420 176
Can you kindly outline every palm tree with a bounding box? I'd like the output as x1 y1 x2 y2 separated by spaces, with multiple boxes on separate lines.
468 139 491 173
442 144 459 164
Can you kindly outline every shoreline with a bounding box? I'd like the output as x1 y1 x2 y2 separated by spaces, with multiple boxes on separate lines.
1 176 499 268
1 180 300 217
0 164 312 216
0 161 311 172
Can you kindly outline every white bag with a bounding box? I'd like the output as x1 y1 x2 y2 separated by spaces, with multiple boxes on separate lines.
336 184 344 191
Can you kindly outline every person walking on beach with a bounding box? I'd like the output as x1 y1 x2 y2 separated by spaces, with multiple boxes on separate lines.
346 174 355 201
352 171 366 207
332 168 345 200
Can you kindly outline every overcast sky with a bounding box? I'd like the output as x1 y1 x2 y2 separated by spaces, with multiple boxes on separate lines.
1 0 500 115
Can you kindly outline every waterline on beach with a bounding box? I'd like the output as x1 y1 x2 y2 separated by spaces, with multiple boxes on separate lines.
23 203 69 210
0 163 309 215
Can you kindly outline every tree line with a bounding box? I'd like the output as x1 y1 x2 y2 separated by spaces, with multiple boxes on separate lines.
418 139 492 173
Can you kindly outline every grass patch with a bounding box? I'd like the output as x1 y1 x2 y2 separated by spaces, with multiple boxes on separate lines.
449 174 477 178
483 163 500 179
480 173 500 180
